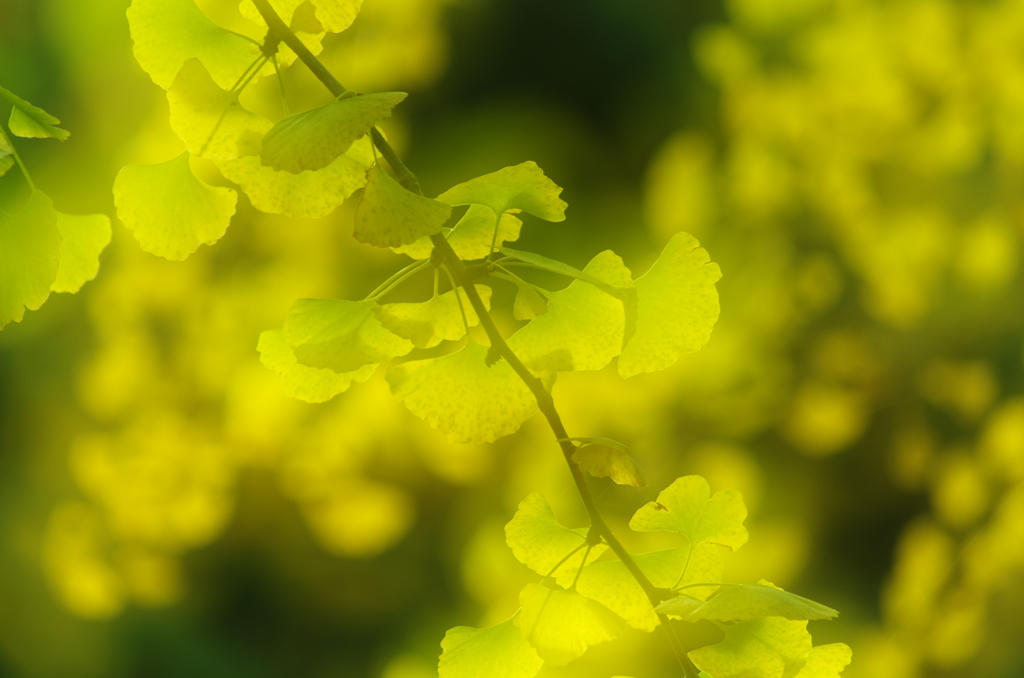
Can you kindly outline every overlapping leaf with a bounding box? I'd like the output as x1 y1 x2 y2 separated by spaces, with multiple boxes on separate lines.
500 247 631 299
618 231 721 378
0 86 69 141
353 165 451 247
51 212 112 294
659 582 838 622
0 132 15 176
570 438 646 488
167 58 272 160
282 298 412 373
689 617 812 678
438 618 544 678
258 328 376 403
241 0 364 34
0 190 61 328
793 644 853 678
515 584 623 666
394 206 523 261
507 250 632 372
261 92 406 173
510 278 548 320
504 493 607 577
630 475 748 551
438 161 567 221
386 340 537 443
376 285 492 349
113 152 237 260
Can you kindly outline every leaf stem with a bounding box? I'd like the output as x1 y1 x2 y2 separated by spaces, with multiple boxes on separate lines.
366 259 429 300
441 265 471 338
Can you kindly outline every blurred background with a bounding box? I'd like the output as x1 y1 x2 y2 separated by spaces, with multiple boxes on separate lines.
1 0 1024 676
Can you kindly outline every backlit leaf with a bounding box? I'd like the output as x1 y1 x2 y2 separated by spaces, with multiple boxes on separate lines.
689 617 812 678
257 328 375 403
438 618 544 678
261 92 406 173
353 165 451 247
167 58 272 160
238 0 306 27
113 152 237 260
500 247 631 299
0 85 69 140
282 298 412 373
51 212 112 294
0 190 61 328
630 475 748 551
214 135 373 217
394 206 522 261
507 250 632 372
511 278 548 320
386 340 537 443
660 582 838 622
515 584 623 666
572 441 647 488
504 493 607 577
793 644 853 678
127 0 259 90
0 132 15 176
438 161 567 221
376 285 492 349
618 231 721 378
309 0 364 32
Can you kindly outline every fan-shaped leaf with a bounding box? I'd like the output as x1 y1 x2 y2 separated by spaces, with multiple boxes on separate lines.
689 617 812 678
660 582 838 622
438 618 544 678
309 0 364 32
113 152 237 260
794 644 852 678
394 206 522 261
282 298 412 373
630 476 748 551
386 340 537 444
258 328 376 403
238 0 306 27
0 190 61 328
511 278 548 320
51 212 111 294
572 440 646 488
376 285 492 349
500 247 631 299
0 86 69 141
167 58 272 160
618 232 721 378
504 493 606 577
438 161 567 221
128 0 259 90
515 584 623 666
261 92 406 173
353 165 451 248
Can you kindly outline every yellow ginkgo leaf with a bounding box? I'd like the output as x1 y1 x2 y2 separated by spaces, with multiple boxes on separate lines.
353 165 451 248
376 285 492 349
393 206 522 261
504 493 606 577
257 328 376 403
438 618 544 678
630 476 748 551
438 161 567 221
571 439 647 488
515 584 624 666
51 212 112 294
689 617 812 678
0 190 61 328
793 644 853 678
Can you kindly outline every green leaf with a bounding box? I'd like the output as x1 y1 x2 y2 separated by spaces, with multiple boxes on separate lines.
511 278 548 320
689 617 812 678
167 58 272 160
0 190 61 328
507 250 632 372
51 212 112 294
504 493 607 577
630 475 748 551
793 644 853 678
309 0 364 32
618 232 721 378
660 582 838 622
214 135 373 217
0 85 70 141
127 0 260 90
0 133 14 176
282 298 412 373
437 161 567 221
438 618 544 678
113 152 237 260
572 440 647 488
353 165 451 248
500 247 632 299
376 285 492 349
261 92 407 173
393 206 523 261
386 340 538 443
257 328 375 403
515 584 623 666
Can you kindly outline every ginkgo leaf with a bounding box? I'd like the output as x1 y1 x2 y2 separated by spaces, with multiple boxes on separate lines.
793 644 852 678
167 58 272 160
0 190 61 328
127 0 260 90
51 212 112 294
504 493 607 577
572 440 647 488
113 152 237 260
261 92 407 173
515 584 624 666
283 298 412 373
376 285 492 349
386 339 537 444
353 165 451 248
215 135 373 217
507 250 632 372
258 328 376 403
438 618 544 678
511 278 548 320
500 247 632 299
393 206 522 261
238 0 306 27
630 475 748 551
689 617 812 678
309 0 364 32
618 231 721 378
438 161 567 221
0 85 70 141
0 133 14 176
661 582 838 622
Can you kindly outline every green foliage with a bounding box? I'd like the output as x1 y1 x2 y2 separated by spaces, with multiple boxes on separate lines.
0 132 14 176
568 438 647 488
51 212 112 294
0 85 70 140
516 583 624 665
0 191 62 328
689 616 813 678
394 206 523 261
658 582 839 622
353 164 451 247
630 475 748 550
257 328 376 403
437 161 567 222
438 618 543 678
504 493 607 576
376 285 492 349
